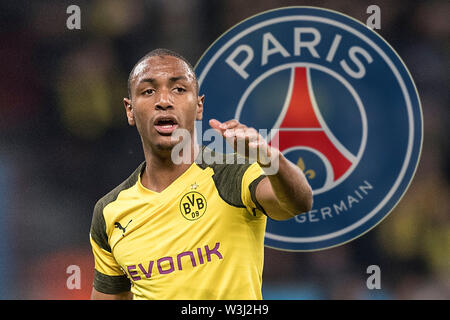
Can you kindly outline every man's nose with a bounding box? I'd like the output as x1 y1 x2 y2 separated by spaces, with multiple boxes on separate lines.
155 89 173 110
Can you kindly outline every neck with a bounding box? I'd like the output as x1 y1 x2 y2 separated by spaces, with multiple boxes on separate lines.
141 140 200 193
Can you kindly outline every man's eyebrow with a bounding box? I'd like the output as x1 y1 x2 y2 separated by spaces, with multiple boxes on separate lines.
136 76 189 86
169 76 189 82
137 78 156 85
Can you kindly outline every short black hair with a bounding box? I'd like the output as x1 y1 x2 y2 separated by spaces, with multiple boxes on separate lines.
127 48 198 98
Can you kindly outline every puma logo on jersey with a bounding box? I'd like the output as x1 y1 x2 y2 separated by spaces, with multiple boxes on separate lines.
114 219 132 236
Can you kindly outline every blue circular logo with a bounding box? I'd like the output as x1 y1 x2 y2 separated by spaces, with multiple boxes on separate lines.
195 7 423 251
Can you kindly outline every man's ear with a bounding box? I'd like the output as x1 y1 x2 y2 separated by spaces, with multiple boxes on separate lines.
124 98 135 126
196 95 205 121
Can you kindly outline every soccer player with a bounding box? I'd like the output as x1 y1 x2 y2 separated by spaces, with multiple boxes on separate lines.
89 49 313 300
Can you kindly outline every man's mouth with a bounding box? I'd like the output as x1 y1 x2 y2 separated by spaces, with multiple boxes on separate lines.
154 116 179 135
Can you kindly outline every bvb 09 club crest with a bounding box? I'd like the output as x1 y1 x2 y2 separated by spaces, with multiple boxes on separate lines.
195 7 423 251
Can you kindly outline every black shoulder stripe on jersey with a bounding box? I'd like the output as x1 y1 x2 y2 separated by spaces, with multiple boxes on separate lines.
249 174 268 216
93 269 131 294
196 146 256 209
90 162 145 253
90 200 111 252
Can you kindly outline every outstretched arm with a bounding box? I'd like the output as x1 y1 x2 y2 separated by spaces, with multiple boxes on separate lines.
209 119 313 220
255 151 313 220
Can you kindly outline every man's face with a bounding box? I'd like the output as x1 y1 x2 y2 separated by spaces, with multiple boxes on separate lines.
124 55 203 152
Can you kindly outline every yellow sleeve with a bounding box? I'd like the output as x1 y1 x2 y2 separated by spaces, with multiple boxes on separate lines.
90 200 131 294
90 235 124 276
241 162 267 217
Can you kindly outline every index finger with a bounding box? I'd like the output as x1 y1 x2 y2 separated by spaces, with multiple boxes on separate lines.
209 118 223 131
221 119 241 130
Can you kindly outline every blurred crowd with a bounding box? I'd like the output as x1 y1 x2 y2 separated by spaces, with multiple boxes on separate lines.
0 0 448 299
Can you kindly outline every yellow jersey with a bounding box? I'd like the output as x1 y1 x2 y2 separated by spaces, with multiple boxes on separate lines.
89 146 268 299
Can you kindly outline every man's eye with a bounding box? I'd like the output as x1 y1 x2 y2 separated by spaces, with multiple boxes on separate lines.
174 87 186 93
143 89 155 95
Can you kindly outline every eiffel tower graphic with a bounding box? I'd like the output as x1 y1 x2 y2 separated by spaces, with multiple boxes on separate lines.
268 67 356 189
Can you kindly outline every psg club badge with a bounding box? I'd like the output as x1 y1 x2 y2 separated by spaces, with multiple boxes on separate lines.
195 7 423 251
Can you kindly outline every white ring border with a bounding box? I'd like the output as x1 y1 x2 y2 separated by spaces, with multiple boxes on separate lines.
196 12 420 246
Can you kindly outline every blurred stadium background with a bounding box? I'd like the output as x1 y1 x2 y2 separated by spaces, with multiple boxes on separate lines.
0 0 448 299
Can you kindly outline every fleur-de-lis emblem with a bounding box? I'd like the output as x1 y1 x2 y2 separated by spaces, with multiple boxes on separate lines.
297 157 315 179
